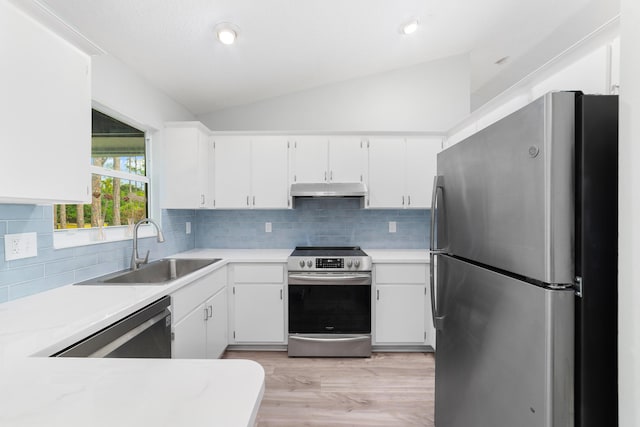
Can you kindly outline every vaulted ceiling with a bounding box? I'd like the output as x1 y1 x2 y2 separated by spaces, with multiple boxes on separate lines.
38 0 619 115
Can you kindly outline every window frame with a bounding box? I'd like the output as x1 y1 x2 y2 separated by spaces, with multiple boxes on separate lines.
53 104 158 249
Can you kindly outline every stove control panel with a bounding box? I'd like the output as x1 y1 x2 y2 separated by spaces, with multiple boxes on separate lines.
316 258 344 269
289 257 371 271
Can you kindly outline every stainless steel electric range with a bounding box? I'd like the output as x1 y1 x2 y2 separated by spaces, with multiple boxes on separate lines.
287 246 372 357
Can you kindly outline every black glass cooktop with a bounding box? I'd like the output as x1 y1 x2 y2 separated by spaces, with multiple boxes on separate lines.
290 246 367 257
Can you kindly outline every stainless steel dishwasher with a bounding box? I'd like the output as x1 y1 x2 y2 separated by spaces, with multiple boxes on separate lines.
53 296 172 358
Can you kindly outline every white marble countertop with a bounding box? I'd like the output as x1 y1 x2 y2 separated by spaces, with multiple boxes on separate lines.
0 247 426 426
172 248 291 263
365 249 429 263
0 250 281 427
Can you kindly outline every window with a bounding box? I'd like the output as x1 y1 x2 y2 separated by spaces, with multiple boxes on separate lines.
54 109 149 241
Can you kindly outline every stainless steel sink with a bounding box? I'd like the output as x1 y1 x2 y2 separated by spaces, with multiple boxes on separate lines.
75 258 221 285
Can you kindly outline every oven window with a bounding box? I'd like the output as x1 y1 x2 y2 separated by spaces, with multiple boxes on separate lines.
288 285 371 334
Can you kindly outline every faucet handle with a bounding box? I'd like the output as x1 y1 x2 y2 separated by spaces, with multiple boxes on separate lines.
143 250 150 264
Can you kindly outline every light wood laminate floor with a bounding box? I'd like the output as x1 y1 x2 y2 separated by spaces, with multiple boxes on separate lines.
223 351 435 427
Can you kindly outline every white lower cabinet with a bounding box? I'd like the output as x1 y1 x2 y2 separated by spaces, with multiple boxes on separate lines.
171 266 228 358
229 264 287 344
373 263 434 347
173 300 208 359
205 288 228 358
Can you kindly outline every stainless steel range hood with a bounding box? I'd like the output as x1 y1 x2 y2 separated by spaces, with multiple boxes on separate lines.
290 182 367 207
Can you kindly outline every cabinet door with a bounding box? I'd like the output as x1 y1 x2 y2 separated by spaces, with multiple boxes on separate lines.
1 5 90 204
233 284 285 343
173 304 207 358
162 124 211 209
205 288 228 359
251 137 289 208
213 137 252 208
375 284 426 344
329 137 365 183
200 134 214 208
367 137 406 208
292 137 329 183
405 137 441 208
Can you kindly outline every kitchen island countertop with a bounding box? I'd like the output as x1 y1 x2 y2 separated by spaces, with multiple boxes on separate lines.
0 357 264 427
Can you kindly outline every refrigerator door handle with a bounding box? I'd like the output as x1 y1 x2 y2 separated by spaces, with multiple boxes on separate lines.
430 175 445 330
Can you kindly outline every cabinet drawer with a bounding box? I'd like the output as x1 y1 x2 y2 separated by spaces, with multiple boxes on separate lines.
233 264 285 283
172 267 227 321
375 264 427 284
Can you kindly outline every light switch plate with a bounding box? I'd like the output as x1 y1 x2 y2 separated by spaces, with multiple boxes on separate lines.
389 221 397 233
186 222 192 234
265 222 272 233
4 232 38 261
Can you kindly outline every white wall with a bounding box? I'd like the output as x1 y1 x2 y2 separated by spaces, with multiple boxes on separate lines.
198 55 470 132
471 0 620 109
618 0 640 424
91 55 194 131
444 22 619 147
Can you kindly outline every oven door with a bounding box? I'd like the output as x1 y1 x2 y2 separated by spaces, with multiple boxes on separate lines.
288 272 371 334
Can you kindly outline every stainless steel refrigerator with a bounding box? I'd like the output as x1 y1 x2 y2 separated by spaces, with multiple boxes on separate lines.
430 91 618 427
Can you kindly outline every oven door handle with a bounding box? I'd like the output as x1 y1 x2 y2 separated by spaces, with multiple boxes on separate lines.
288 273 371 285
289 335 371 343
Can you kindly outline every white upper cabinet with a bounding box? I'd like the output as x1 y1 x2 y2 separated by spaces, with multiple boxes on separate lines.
213 136 252 209
251 136 289 208
214 136 289 209
328 137 366 183
1 2 91 204
367 136 441 208
292 136 366 184
160 122 441 210
405 137 441 208
162 122 213 209
291 136 329 183
367 137 406 208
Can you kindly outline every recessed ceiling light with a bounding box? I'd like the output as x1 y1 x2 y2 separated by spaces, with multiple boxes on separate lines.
401 20 419 35
215 22 239 45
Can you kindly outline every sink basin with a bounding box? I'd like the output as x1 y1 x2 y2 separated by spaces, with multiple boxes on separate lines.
76 258 221 285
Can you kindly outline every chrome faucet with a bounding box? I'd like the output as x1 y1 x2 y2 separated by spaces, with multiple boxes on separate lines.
131 218 166 270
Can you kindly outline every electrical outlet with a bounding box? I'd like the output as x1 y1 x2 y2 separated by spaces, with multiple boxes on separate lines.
186 222 191 234
389 221 397 233
4 232 38 261
265 222 272 233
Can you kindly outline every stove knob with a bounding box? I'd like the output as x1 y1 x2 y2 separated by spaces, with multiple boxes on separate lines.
354 259 361 269
299 260 305 268
306 260 313 268
346 259 353 268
